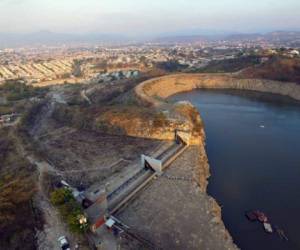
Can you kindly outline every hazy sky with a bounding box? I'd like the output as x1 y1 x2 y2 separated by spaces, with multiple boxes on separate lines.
0 0 299 35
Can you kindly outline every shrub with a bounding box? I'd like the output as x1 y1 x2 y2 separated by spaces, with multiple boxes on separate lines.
0 81 48 101
155 60 188 72
153 112 168 128
50 188 89 234
50 188 73 206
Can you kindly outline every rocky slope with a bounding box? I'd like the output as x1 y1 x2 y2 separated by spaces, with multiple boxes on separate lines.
135 73 300 106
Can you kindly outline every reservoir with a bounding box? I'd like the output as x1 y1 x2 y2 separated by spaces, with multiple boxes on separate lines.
170 89 300 250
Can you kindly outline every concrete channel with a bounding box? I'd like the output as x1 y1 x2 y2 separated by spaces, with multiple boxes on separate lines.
107 140 188 215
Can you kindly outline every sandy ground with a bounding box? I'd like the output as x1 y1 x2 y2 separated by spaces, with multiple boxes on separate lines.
116 146 238 250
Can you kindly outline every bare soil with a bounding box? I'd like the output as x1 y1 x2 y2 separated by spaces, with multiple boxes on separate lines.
39 129 161 188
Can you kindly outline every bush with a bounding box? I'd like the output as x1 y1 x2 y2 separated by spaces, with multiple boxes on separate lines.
153 112 168 128
50 188 73 206
155 60 188 72
0 81 48 101
242 57 300 84
191 55 261 73
52 105 92 130
50 188 89 234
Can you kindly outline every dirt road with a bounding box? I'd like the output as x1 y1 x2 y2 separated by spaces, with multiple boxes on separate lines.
27 156 89 250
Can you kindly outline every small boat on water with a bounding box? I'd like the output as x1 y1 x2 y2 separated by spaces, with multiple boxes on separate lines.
245 210 274 233
245 210 268 222
263 222 273 233
253 210 268 223
246 210 289 239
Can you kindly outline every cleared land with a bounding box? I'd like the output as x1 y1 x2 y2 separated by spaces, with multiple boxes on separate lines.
39 129 162 188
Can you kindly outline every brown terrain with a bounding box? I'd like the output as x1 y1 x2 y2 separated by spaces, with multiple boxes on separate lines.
21 72 238 249
3 69 299 249
241 57 300 84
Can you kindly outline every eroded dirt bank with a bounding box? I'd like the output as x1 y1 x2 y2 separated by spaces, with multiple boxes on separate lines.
135 73 300 107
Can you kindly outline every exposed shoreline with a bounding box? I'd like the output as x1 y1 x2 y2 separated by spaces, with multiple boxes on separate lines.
135 73 300 106
134 73 300 248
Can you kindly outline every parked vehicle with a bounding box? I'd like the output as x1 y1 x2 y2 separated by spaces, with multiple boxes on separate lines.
58 236 70 250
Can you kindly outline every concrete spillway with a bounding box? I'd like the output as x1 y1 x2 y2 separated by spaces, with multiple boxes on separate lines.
107 141 188 215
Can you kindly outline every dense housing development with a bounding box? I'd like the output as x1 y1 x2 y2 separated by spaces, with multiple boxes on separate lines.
0 59 73 83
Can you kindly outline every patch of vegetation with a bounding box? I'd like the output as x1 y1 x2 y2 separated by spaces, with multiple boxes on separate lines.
155 60 188 72
0 129 42 250
189 55 261 73
95 119 125 134
0 81 49 118
153 112 169 128
0 105 13 115
50 188 89 234
241 56 300 84
175 104 203 133
0 80 48 102
51 105 92 130
72 60 84 77
19 100 47 130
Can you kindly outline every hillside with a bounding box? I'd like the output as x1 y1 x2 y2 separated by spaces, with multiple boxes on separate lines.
0 129 41 250
241 57 300 84
188 56 261 73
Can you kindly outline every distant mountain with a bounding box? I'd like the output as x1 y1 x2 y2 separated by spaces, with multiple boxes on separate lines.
0 30 300 48
225 31 300 42
152 30 300 44
153 29 237 43
153 35 210 44
264 31 300 42
224 33 263 41
0 31 129 48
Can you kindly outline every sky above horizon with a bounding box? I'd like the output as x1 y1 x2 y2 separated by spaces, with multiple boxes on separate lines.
0 0 299 35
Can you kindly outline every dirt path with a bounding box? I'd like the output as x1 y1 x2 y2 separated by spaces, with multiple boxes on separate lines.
27 156 88 250
29 157 70 249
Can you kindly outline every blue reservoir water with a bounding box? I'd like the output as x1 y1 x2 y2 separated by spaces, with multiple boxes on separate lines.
171 90 300 250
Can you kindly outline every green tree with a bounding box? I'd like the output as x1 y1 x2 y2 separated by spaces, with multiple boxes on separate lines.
50 188 89 234
50 188 73 206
